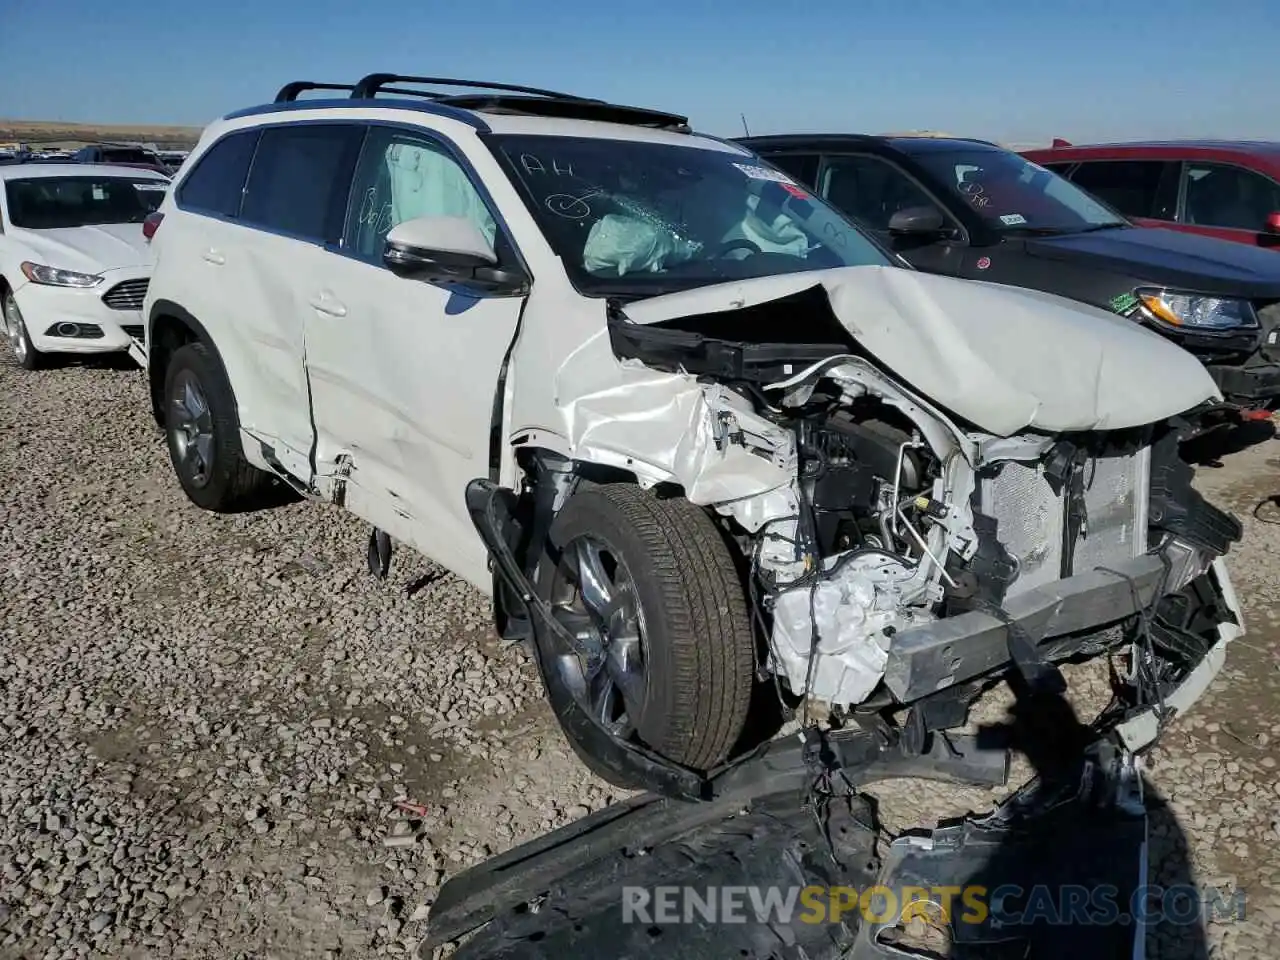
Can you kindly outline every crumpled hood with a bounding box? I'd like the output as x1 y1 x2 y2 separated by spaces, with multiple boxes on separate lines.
11 223 152 274
1023 225 1280 298
622 265 1221 436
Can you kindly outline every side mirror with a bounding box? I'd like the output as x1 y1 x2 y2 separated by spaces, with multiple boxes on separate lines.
383 216 527 295
887 205 947 236
1265 211 1280 235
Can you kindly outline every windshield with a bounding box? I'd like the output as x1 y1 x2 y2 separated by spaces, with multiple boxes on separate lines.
5 176 167 229
913 148 1128 234
491 135 891 295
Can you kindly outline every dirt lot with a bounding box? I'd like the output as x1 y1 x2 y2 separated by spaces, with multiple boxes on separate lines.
1 354 1278 959
0 120 200 150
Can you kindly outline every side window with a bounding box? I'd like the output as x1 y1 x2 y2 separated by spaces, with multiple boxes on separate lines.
176 130 260 218
1038 161 1076 177
819 154 940 231
240 124 365 243
1068 161 1175 219
764 153 819 187
1182 162 1280 232
342 126 498 262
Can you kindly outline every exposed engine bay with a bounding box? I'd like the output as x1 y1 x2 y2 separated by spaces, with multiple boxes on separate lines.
603 280 1244 742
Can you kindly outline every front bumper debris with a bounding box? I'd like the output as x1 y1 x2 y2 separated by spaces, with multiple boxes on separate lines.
419 736 1152 960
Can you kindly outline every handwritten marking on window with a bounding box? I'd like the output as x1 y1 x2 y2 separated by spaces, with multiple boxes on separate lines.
545 189 602 220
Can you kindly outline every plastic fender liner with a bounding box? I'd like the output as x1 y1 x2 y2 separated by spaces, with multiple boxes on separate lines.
463 477 708 801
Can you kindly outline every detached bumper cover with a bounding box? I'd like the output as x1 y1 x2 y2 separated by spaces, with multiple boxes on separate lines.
421 741 1150 960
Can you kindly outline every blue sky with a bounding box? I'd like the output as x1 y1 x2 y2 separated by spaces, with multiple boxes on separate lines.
3 0 1276 144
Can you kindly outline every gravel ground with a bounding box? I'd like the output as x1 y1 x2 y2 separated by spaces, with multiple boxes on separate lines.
1 354 1278 960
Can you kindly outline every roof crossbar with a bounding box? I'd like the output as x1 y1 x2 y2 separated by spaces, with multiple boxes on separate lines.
271 75 692 131
274 81 357 103
350 73 585 101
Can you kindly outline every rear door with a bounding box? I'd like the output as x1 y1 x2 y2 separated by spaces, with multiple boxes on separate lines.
1177 160 1280 249
814 152 968 275
301 123 527 590
229 122 365 480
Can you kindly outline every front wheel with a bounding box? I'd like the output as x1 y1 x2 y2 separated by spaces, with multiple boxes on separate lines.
2 290 43 371
534 483 756 781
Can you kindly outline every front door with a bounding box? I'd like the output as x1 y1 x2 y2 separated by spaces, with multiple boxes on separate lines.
1178 161 1280 250
815 153 967 276
301 124 527 591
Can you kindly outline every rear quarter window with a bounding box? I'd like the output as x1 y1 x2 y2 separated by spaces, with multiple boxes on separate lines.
175 129 261 218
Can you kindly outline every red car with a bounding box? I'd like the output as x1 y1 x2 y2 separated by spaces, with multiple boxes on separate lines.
1022 140 1280 251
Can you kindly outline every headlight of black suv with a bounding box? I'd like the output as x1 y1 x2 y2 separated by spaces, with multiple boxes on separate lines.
1137 288 1259 332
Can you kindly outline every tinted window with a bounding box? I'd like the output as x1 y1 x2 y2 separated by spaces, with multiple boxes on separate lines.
5 176 168 229
492 135 889 297
1183 162 1280 232
343 127 496 262
241 124 365 242
101 147 159 165
1068 160 1173 219
177 130 259 217
764 153 819 187
820 155 938 231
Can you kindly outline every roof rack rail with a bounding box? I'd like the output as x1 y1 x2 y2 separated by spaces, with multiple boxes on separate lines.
348 73 692 131
350 74 584 101
275 81 358 103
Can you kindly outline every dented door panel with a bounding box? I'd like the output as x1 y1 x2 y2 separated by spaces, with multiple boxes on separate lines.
302 249 523 592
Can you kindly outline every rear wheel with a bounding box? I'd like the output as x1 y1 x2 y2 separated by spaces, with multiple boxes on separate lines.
2 291 43 371
534 483 756 782
163 341 272 511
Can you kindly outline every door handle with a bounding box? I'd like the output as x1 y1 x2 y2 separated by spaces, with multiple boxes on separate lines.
201 248 225 265
308 293 348 318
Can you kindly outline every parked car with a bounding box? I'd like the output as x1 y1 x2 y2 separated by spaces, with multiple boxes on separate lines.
0 163 169 369
741 134 1280 408
142 77 1242 820
72 144 173 176
1023 139 1280 250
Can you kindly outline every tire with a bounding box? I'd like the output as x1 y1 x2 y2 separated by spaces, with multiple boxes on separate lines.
162 341 271 511
2 290 44 371
535 483 756 776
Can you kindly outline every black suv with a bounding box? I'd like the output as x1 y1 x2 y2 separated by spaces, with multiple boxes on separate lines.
741 134 1280 408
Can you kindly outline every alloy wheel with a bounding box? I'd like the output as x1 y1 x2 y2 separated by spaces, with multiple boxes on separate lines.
3 295 28 365
169 369 215 488
547 535 650 740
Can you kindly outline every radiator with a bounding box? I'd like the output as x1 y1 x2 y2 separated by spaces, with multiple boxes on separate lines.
978 445 1151 599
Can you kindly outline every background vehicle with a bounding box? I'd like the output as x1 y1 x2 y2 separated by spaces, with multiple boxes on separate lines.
0 163 168 369
72 143 174 176
144 77 1242 801
743 134 1280 408
1024 139 1280 250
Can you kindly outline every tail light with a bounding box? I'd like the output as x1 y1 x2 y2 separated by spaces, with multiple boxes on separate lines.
142 212 164 241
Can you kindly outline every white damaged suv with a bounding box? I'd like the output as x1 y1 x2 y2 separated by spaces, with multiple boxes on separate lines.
142 75 1245 793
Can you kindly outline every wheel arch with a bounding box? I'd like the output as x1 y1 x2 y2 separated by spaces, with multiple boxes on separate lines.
147 301 235 428
488 445 691 642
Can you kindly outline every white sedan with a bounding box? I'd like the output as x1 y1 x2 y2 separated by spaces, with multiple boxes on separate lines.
0 163 168 369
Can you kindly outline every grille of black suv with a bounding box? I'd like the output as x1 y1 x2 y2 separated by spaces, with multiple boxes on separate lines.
102 279 149 311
